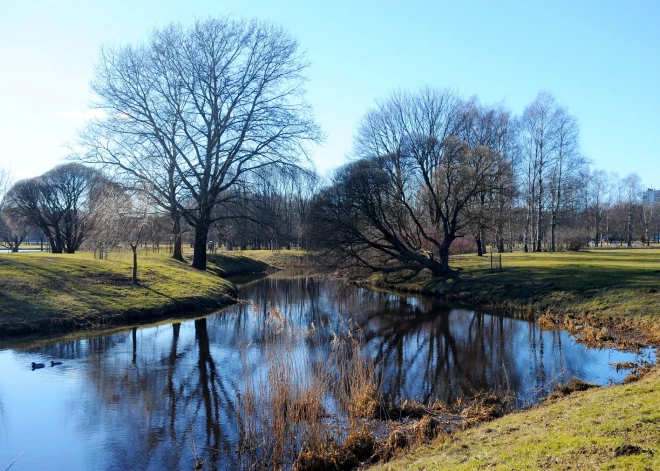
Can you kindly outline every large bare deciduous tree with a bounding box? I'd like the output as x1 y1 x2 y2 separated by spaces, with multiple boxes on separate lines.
81 17 320 270
311 88 508 275
5 164 105 253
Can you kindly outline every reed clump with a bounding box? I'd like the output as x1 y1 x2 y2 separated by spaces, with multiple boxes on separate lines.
238 305 384 470
237 305 498 470
460 393 511 427
294 428 379 471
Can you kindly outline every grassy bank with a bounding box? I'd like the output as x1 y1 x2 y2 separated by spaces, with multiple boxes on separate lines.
0 251 269 336
373 368 660 471
236 249 315 269
359 249 660 470
365 249 660 346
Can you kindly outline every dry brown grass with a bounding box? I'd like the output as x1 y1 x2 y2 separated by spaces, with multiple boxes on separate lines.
622 361 655 384
544 378 599 402
235 306 475 470
237 306 381 470
459 393 512 427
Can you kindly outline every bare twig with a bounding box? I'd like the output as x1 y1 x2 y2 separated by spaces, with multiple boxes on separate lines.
3 451 25 471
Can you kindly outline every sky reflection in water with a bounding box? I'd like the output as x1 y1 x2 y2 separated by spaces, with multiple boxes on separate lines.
0 274 654 470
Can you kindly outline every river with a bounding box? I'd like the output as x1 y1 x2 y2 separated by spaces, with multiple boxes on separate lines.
0 273 654 470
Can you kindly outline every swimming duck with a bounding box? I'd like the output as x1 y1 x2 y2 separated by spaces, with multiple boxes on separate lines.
50 361 62 367
31 362 45 369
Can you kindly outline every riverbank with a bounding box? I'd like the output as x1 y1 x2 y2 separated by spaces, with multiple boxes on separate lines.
361 249 660 348
234 248 316 269
236 249 660 470
349 249 660 470
372 367 660 470
0 251 269 337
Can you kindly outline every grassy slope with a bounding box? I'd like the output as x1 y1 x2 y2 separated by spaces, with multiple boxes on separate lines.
367 249 660 345
237 249 314 269
374 369 660 471
0 251 268 336
363 249 660 470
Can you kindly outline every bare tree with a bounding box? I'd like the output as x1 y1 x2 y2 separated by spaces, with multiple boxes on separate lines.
641 199 656 246
588 169 607 247
548 106 582 252
620 173 642 247
0 212 29 252
81 17 321 270
460 100 516 255
0 168 28 252
311 88 507 275
4 164 105 253
0 168 8 203
520 92 559 252
86 184 152 284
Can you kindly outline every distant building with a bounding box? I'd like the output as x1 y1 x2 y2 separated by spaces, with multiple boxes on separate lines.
642 188 660 203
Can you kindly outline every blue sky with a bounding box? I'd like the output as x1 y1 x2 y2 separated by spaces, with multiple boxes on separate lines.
1 0 658 187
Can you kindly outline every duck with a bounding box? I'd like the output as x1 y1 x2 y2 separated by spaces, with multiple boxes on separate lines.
31 362 45 369
50 361 63 367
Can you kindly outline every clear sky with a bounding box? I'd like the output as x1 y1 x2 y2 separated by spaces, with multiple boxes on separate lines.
1 0 658 187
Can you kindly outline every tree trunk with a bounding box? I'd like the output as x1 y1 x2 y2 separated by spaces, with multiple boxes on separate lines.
551 212 556 252
131 245 138 285
476 235 483 257
436 237 455 275
627 205 633 248
523 208 530 253
192 224 209 270
536 185 543 252
605 211 609 245
172 218 184 262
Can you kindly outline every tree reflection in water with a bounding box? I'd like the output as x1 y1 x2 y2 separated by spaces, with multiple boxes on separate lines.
14 274 645 471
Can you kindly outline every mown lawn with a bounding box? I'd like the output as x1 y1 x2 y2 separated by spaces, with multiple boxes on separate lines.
373 368 660 471
367 249 660 345
0 250 268 336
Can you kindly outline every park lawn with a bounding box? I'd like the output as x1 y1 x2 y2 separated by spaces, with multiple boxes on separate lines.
373 368 660 471
366 249 660 345
234 249 313 269
0 250 268 336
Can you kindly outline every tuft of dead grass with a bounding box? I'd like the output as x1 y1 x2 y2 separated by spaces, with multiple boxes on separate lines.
460 393 512 427
237 307 468 470
545 378 599 401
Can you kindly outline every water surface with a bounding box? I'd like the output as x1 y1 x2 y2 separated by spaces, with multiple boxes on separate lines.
0 274 654 470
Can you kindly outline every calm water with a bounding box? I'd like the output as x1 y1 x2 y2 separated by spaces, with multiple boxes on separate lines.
0 274 654 470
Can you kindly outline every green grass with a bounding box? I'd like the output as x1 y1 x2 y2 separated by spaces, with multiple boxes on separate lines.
0 250 269 336
367 249 660 345
234 249 314 269
373 368 660 471
206 252 270 276
364 249 660 470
